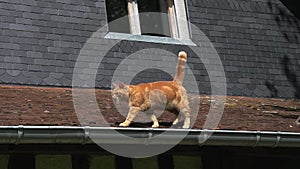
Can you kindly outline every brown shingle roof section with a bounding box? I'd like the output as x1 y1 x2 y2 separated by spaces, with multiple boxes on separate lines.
0 85 299 132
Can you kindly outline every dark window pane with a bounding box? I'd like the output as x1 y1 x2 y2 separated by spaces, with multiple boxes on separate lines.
115 156 132 169
105 0 130 34
173 155 202 169
36 155 72 169
158 154 174 169
9 154 35 169
137 0 171 37
72 155 90 169
132 156 158 169
0 155 8 169
90 155 115 169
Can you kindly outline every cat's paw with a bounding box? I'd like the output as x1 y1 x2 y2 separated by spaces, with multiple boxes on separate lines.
182 124 190 129
172 118 179 125
182 118 190 129
152 123 159 128
119 122 129 127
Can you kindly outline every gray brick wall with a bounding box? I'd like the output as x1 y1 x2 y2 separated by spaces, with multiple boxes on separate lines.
0 0 104 86
189 0 300 98
0 0 299 98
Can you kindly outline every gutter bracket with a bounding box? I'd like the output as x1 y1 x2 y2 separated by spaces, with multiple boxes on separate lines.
252 131 261 147
198 129 210 146
272 132 282 148
83 126 90 144
145 128 153 145
16 125 24 145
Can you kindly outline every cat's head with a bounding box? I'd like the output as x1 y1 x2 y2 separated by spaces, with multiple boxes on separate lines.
112 82 130 103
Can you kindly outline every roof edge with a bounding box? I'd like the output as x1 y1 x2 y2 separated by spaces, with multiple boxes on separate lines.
0 126 300 147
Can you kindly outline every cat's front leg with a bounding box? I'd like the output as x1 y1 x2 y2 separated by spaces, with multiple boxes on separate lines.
172 114 182 125
119 107 140 127
148 114 159 128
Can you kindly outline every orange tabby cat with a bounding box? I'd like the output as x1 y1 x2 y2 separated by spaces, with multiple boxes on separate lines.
112 51 190 128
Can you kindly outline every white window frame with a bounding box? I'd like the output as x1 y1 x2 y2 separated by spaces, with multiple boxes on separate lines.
173 0 190 39
127 0 141 35
105 0 195 46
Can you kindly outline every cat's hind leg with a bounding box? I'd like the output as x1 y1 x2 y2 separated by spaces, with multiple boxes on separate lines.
179 103 191 129
181 107 190 129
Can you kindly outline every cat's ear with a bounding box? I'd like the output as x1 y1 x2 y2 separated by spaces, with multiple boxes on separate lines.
119 82 125 88
112 83 117 88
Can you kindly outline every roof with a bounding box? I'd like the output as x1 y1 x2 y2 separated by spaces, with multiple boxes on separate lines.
0 0 299 100
0 85 299 132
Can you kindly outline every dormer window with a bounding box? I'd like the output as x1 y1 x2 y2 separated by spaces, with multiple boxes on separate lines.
105 0 190 40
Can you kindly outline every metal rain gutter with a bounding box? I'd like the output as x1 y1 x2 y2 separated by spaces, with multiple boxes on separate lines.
0 126 300 147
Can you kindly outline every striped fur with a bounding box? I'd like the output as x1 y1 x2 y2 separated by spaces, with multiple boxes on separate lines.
112 51 190 128
173 51 187 85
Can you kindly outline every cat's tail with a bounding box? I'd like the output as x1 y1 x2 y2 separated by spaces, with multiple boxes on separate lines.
173 51 187 85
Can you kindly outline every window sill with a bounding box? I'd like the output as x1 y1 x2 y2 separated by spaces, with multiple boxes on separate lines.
104 32 196 46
